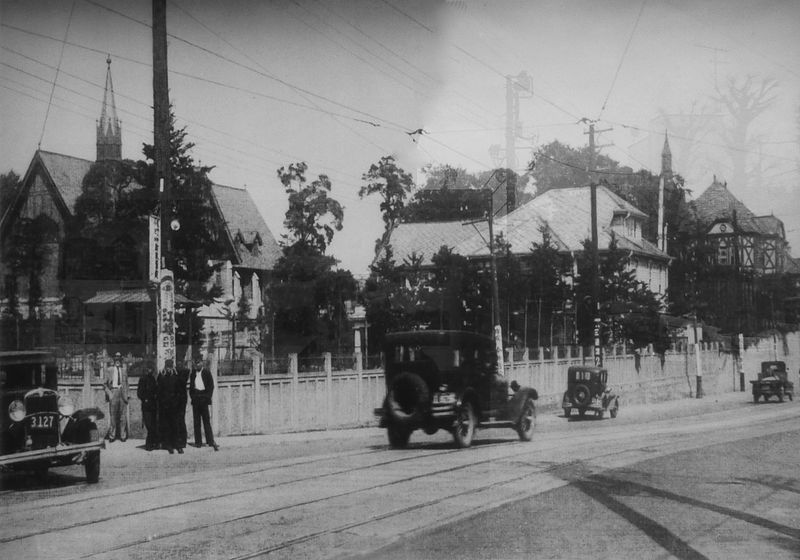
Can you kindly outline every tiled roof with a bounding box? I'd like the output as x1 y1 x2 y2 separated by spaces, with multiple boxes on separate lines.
380 221 477 266
381 185 669 265
739 214 784 237
692 179 754 225
36 151 94 213
463 186 662 257
211 183 281 270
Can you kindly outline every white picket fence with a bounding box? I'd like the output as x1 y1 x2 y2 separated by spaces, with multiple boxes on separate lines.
59 333 800 439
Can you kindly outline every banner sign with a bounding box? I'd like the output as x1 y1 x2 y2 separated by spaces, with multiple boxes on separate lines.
148 214 161 282
156 269 176 370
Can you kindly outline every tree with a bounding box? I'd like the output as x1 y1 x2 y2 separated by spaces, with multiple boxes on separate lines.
0 171 22 219
268 162 353 354
141 113 226 306
359 155 414 230
401 165 527 222
278 162 343 255
528 140 631 195
713 75 778 190
573 235 664 350
525 228 572 348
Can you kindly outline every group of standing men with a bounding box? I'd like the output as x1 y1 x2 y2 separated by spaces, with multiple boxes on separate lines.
104 352 218 453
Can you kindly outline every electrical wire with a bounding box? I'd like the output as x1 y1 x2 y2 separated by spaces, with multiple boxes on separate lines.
597 0 647 120
38 0 77 150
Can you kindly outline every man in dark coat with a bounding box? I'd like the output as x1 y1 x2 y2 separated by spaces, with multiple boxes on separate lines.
175 363 189 450
189 354 218 451
136 361 159 451
157 359 184 454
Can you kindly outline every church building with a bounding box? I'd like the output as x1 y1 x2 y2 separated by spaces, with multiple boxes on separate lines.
0 58 281 355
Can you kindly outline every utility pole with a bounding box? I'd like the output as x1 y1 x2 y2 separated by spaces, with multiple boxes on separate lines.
505 72 532 173
465 171 506 375
153 0 175 370
584 120 611 367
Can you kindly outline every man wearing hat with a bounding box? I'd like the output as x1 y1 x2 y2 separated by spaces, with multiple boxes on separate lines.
103 352 129 442
157 359 184 454
189 353 218 451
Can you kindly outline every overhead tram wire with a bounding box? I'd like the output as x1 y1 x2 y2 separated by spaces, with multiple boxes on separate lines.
605 118 799 164
596 0 646 121
381 0 582 123
304 0 497 127
170 0 393 156
457 5 585 119
0 26 409 135
81 0 416 135
37 0 77 150
2 58 361 194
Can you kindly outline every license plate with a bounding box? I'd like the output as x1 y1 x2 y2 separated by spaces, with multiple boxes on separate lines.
29 414 56 430
434 393 456 404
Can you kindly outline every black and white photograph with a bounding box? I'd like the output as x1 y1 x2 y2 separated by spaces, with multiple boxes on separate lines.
1 1 799 558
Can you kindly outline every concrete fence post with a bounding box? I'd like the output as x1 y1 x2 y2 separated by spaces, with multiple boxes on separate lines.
253 356 261 434
210 351 219 436
324 352 332 430
355 350 363 424
82 353 92 409
289 353 298 430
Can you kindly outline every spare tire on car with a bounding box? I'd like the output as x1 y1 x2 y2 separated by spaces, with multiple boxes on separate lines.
386 372 429 427
571 383 592 407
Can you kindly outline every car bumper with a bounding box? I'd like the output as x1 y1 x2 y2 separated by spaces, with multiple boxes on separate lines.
0 441 105 468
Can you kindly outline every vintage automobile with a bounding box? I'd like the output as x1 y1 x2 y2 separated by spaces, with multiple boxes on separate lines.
562 365 619 419
751 361 794 403
374 330 539 449
0 350 104 483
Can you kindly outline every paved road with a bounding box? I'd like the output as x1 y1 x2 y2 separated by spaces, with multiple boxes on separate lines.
1 393 797 559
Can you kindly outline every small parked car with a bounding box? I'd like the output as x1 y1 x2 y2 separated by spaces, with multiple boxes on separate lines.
751 361 794 403
374 330 539 449
1 350 105 483
562 365 619 419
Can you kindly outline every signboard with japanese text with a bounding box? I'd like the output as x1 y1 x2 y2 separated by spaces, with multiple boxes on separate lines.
156 269 175 371
148 214 161 283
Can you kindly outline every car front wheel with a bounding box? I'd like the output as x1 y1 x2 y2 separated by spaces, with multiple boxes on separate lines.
517 398 536 441
753 393 760 403
453 401 476 448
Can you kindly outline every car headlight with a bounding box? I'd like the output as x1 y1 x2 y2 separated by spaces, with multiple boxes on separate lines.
58 395 75 417
9 400 25 422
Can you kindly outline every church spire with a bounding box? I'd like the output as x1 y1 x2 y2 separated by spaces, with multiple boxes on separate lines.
661 131 672 180
97 56 121 161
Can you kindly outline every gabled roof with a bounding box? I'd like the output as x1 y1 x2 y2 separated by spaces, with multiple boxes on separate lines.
33 151 94 214
379 185 669 266
211 183 281 271
692 178 754 226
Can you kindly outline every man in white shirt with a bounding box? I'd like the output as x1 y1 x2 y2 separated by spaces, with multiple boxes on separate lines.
103 352 129 442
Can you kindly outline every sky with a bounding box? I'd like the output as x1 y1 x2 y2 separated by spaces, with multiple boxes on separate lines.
2 0 799 275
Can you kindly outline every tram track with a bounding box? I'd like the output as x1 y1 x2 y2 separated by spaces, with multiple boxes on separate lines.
2 403 797 559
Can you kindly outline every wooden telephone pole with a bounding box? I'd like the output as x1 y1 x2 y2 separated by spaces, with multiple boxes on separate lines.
584 120 611 367
153 0 175 369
